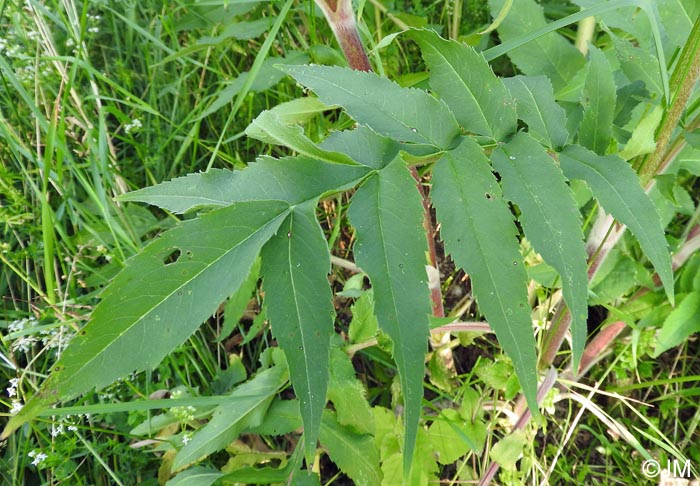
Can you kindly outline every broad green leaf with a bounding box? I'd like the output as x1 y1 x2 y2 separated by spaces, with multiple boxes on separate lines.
619 104 663 160
489 430 527 470
117 168 237 214
489 0 585 92
428 409 484 464
254 97 334 125
612 34 663 98
319 410 382 486
249 398 302 436
172 365 288 471
347 156 431 475
657 0 700 48
559 145 674 302
327 348 374 435
2 200 289 437
165 467 224 486
409 29 516 140
653 292 700 357
492 133 588 367
245 110 359 165
572 0 654 47
578 46 616 155
320 126 401 169
119 156 371 213
280 65 461 149
503 75 569 149
260 201 335 463
348 290 380 343
431 137 538 414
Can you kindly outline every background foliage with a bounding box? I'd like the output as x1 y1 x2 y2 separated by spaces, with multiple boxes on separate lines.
1 0 700 485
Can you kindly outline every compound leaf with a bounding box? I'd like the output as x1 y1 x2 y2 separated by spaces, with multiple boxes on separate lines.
578 45 616 155
261 201 336 463
347 156 431 475
503 75 569 149
119 156 370 213
410 29 516 141
280 65 460 149
432 137 538 414
173 365 288 471
559 145 674 303
492 133 588 367
3 200 290 437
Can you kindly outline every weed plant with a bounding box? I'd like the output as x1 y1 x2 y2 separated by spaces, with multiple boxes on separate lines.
1 1 699 485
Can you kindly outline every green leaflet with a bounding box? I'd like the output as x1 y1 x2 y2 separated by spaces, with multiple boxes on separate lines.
431 137 538 414
260 201 336 463
172 365 288 471
559 145 674 303
347 156 431 475
2 200 290 437
578 46 616 155
119 156 371 213
117 168 237 214
492 133 588 367
409 29 516 141
503 75 569 149
612 34 663 98
320 126 401 169
280 65 461 149
320 411 382 486
327 348 374 435
489 0 585 92
245 110 359 165
165 467 224 486
657 0 700 48
654 292 700 357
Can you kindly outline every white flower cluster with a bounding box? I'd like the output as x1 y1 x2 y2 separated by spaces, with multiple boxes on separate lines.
28 450 48 466
124 118 142 134
8 317 75 356
9 317 39 353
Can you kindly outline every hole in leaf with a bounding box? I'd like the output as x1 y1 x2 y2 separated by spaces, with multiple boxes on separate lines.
485 192 493 200
163 248 181 265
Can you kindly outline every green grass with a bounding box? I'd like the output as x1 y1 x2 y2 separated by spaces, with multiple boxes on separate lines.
1 0 699 484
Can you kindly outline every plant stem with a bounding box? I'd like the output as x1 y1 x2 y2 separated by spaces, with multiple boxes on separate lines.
638 15 700 185
313 0 372 71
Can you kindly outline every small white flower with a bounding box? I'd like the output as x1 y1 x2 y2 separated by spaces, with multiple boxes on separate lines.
87 26 99 34
51 424 64 437
11 335 38 353
67 425 78 432
28 450 48 466
10 400 23 414
182 433 192 445
124 118 142 134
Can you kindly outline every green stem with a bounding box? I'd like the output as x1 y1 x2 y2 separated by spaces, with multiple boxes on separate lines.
638 15 700 185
